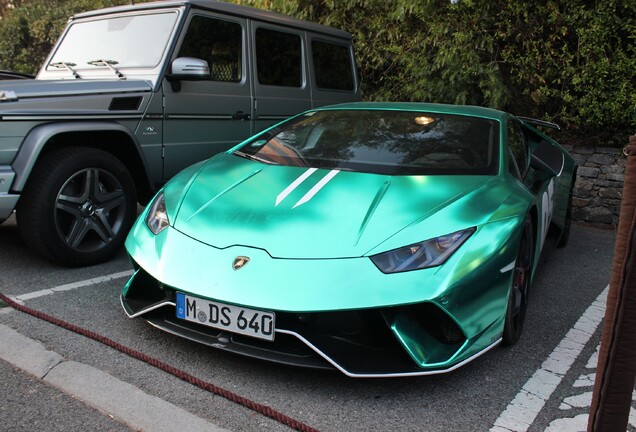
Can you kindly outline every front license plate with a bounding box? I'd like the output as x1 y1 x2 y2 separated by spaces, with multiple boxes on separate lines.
175 293 275 341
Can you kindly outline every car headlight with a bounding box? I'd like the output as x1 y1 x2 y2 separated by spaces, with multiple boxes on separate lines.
146 192 169 235
370 228 476 273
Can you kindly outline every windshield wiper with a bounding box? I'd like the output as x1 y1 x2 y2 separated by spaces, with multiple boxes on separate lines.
234 151 278 165
87 59 125 79
49 61 81 79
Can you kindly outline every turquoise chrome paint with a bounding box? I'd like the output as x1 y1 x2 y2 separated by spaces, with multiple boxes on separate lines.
171 154 512 258
123 102 577 374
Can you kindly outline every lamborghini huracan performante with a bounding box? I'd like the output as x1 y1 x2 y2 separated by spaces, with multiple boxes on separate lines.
121 102 576 377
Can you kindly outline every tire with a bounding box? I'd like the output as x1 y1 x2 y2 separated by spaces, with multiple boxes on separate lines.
557 187 573 248
16 147 137 267
502 218 534 345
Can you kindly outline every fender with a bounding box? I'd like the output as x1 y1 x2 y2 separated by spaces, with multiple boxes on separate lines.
11 121 153 192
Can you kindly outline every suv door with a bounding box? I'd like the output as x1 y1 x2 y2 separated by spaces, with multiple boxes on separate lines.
163 13 252 179
251 23 311 133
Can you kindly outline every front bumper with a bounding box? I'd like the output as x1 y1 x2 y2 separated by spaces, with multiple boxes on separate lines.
122 206 519 376
121 266 501 377
0 166 18 221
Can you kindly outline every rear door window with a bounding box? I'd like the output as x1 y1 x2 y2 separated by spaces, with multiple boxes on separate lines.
311 40 354 91
255 28 302 87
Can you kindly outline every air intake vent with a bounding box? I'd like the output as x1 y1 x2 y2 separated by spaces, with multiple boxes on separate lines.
402 303 466 345
109 97 142 111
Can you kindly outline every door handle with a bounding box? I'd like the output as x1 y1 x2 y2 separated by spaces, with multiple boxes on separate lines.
232 111 250 120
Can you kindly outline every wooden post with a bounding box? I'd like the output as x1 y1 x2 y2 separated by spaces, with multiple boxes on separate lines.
588 135 636 431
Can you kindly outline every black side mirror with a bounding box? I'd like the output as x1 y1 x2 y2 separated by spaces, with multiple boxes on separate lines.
531 140 564 177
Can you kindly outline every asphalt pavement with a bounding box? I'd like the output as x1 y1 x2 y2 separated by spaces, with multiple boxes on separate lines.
0 322 227 432
0 356 132 432
0 213 633 432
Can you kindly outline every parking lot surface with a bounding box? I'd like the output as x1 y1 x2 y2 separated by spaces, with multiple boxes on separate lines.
1 215 634 431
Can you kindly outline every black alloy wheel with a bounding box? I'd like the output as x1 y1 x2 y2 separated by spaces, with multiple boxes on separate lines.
17 147 137 266
54 167 127 252
502 218 534 345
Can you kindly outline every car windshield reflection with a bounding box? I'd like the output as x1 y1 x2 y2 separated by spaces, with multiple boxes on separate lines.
239 110 499 176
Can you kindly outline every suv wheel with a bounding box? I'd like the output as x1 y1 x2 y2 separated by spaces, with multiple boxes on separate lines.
17 147 137 266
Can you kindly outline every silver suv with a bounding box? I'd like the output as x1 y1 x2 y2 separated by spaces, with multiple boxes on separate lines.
0 0 360 266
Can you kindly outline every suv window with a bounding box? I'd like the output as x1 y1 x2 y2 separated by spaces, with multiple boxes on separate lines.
177 15 242 82
49 12 178 70
508 120 528 178
312 40 354 91
255 28 302 87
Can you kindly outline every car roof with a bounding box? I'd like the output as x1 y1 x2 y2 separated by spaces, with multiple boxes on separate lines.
72 0 352 40
317 102 509 122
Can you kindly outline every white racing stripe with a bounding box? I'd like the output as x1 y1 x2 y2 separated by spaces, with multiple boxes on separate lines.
10 270 133 304
490 285 608 432
275 167 317 206
293 169 340 208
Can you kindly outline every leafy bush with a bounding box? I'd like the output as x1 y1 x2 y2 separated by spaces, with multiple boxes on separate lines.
240 0 635 146
1 0 633 146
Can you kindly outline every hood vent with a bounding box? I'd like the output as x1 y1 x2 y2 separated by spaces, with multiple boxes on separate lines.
109 96 142 111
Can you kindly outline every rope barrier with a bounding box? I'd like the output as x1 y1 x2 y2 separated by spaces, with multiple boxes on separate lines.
0 292 319 432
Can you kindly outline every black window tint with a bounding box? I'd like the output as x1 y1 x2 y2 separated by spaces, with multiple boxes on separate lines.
238 110 499 176
508 121 528 177
312 40 354 91
178 15 242 82
256 28 302 87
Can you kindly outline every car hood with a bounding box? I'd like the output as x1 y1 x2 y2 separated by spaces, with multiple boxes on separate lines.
170 154 498 259
0 78 151 100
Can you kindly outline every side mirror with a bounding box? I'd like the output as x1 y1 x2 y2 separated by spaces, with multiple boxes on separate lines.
166 57 210 91
531 140 564 177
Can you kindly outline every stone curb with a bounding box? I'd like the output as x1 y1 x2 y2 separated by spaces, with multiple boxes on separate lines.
0 324 228 432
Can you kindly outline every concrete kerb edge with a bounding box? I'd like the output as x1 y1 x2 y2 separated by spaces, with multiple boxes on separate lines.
0 323 228 432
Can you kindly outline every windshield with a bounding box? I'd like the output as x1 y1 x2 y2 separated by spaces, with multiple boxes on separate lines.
238 110 499 176
48 12 179 70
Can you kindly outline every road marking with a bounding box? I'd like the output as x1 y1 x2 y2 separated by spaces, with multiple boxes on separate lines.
10 270 133 304
490 285 608 432
546 342 636 431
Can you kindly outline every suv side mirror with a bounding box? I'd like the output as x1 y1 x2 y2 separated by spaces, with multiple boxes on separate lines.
531 140 564 177
167 57 210 91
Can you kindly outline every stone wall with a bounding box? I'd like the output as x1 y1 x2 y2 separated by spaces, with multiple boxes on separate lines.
563 145 626 226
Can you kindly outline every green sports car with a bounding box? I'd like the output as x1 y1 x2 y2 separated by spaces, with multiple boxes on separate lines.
121 102 576 377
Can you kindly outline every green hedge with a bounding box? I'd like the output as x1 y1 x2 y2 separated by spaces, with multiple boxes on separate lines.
1 0 633 146
242 0 635 147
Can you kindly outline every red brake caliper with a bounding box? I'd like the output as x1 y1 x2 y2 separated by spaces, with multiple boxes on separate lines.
517 267 526 288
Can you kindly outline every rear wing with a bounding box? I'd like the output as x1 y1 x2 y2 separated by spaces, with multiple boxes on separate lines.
517 116 561 131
